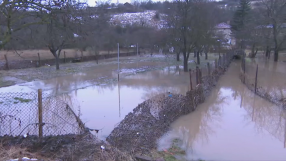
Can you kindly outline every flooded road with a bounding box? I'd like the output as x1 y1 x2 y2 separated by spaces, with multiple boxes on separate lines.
158 61 286 160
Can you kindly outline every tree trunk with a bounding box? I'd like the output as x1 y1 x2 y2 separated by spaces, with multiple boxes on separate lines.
183 53 188 72
55 55 60 70
250 44 255 58
194 50 196 58
176 52 180 61
274 48 279 62
265 46 269 57
273 23 279 62
196 51 200 65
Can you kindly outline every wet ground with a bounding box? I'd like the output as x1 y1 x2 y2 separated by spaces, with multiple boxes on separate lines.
158 60 286 160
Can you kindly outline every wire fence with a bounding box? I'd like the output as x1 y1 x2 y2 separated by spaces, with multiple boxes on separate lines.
0 91 86 137
240 55 286 109
106 50 235 155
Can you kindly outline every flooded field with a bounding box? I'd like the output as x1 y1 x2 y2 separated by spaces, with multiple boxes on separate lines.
0 55 195 138
244 55 286 100
61 66 190 139
158 61 286 160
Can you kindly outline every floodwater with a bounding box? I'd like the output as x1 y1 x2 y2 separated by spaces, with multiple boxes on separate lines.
0 58 190 139
244 56 286 100
64 66 190 139
158 61 286 160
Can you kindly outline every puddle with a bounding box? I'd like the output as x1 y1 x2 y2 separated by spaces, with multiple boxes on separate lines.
158 61 286 160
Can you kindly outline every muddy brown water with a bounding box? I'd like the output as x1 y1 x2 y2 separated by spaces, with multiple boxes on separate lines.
0 58 190 139
244 56 286 100
158 61 286 160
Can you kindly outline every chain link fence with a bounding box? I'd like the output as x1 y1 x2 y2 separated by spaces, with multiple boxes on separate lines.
240 56 286 109
107 51 235 155
0 91 85 137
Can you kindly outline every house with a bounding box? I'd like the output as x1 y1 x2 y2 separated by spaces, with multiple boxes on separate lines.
214 22 236 48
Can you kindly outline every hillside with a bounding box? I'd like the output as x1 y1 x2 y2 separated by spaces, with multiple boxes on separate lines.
109 10 167 29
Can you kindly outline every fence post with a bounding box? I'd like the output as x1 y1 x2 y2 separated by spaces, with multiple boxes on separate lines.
199 68 202 84
189 69 192 90
196 66 199 85
64 51 66 63
37 53 41 67
255 64 258 93
38 89 43 139
218 53 222 67
243 57 246 83
224 54 226 67
207 62 210 76
4 54 9 70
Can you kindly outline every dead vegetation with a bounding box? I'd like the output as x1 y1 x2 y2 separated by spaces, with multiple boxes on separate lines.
0 134 134 161
0 143 45 161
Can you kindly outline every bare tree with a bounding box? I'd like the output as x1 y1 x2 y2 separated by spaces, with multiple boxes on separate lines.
37 0 86 70
167 0 218 71
0 0 50 50
259 0 286 61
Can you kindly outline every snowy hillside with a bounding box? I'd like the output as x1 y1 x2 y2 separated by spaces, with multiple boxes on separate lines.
110 10 167 29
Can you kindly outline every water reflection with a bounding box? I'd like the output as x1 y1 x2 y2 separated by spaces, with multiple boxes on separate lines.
49 65 189 139
245 56 286 100
158 61 286 160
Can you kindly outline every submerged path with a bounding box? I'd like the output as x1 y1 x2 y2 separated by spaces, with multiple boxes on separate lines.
158 60 286 160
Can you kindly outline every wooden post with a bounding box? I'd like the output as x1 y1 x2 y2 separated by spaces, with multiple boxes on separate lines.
64 51 66 63
207 62 210 76
224 54 226 66
219 53 221 66
255 64 258 93
37 53 41 67
243 58 246 83
189 69 192 90
243 57 246 74
196 66 199 85
4 54 9 70
38 89 43 139
199 68 202 84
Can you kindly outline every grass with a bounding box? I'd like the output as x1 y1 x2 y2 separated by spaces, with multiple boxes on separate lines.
13 97 32 103
0 48 135 61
